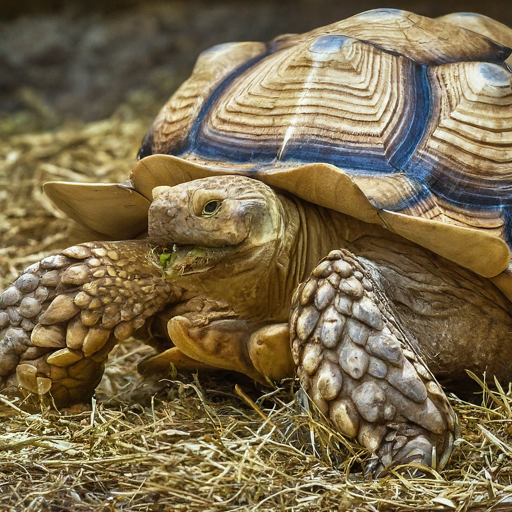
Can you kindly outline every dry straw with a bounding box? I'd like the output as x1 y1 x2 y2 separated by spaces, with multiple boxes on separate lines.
0 103 511 512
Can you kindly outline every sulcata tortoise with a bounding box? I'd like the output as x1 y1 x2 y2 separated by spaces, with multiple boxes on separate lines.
2 9 512 476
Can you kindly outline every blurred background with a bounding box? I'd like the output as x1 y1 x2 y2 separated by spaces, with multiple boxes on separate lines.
1 0 512 132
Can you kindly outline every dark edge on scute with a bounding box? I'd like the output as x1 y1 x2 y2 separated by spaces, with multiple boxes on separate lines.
367 180 433 212
501 208 512 248
176 49 272 157
359 38 511 66
389 64 432 171
138 128 155 160
137 47 271 161
187 38 434 175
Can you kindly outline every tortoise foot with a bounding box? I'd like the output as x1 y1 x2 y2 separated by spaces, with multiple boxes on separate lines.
374 425 455 477
290 249 459 476
0 241 180 407
248 323 295 382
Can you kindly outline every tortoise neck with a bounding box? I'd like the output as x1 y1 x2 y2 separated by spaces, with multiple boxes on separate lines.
235 195 395 322
267 195 355 321
261 194 302 321
290 197 384 283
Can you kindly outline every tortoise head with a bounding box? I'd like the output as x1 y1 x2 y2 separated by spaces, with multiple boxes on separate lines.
148 176 289 283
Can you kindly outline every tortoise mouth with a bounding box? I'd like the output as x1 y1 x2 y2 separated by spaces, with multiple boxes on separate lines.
151 244 233 279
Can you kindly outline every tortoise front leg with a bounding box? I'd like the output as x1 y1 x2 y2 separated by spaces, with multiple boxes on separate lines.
0 241 181 407
291 249 459 476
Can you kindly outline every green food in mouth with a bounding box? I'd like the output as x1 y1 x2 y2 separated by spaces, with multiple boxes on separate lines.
158 244 177 272
152 245 226 279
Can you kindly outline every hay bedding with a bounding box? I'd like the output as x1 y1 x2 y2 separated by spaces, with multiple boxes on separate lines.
1 109 512 512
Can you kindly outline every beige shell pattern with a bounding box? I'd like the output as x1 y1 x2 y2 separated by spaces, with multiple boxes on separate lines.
44 9 512 299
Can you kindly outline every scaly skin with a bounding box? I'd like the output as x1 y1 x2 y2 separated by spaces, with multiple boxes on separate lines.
0 240 294 406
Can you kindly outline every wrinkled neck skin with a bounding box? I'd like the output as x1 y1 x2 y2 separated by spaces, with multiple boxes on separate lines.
290 196 387 284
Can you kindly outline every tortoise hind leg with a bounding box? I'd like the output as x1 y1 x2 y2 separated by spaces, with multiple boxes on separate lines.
164 316 295 384
291 249 458 476
167 315 268 383
0 241 180 408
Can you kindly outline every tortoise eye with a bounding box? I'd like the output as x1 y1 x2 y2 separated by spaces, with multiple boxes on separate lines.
202 200 222 216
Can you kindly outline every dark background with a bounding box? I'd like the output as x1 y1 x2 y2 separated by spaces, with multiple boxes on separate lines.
1 0 512 126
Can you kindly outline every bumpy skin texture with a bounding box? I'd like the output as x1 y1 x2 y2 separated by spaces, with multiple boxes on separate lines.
291 249 458 474
0 236 295 406
0 242 180 406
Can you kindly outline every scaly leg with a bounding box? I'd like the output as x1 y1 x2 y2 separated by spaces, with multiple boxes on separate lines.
290 249 459 475
0 241 181 407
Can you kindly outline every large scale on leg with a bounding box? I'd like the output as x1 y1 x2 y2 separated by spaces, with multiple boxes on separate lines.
2 9 512 476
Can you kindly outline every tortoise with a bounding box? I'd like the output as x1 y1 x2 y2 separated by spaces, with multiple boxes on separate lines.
2 8 512 476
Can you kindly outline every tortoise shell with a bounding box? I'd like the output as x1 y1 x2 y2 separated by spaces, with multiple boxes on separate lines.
45 9 512 295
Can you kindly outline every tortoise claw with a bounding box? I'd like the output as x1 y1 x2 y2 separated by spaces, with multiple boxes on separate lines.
137 346 216 375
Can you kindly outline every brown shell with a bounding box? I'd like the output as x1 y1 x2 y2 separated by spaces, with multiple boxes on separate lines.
44 9 512 297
